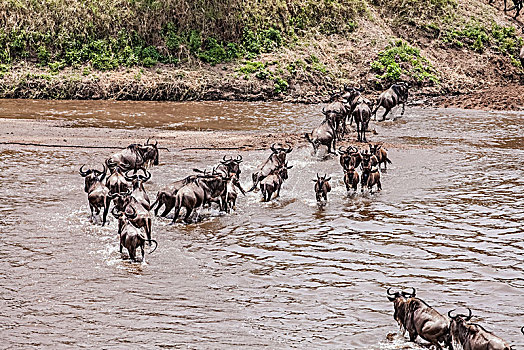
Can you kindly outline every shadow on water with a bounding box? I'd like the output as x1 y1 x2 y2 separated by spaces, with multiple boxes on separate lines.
0 101 523 348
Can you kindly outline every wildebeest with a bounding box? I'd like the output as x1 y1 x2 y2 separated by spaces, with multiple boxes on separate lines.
124 169 151 210
361 154 382 193
344 166 360 192
111 192 153 244
79 164 111 226
106 166 130 195
151 175 196 217
112 207 157 262
305 113 337 154
324 93 350 139
505 0 523 18
387 288 452 350
212 155 245 197
260 163 293 202
369 144 392 170
249 143 292 191
448 308 512 350
313 173 331 204
339 146 362 170
373 82 409 121
106 139 159 172
342 86 364 126
171 174 229 223
225 173 245 211
353 98 373 143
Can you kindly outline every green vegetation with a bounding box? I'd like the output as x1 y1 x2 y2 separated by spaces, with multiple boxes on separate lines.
235 61 289 94
442 20 523 66
371 40 439 85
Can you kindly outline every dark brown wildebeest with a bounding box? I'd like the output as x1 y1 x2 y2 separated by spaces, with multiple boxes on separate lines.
79 164 111 226
324 93 350 140
342 86 365 126
260 163 293 202
387 288 452 350
369 144 392 170
225 173 245 212
215 155 243 177
111 192 153 245
112 207 157 262
339 146 363 171
249 143 292 191
171 174 230 223
313 173 331 204
373 82 409 121
344 166 359 192
305 113 337 155
353 98 373 143
124 169 151 210
361 152 381 193
152 175 196 217
106 139 159 172
448 308 512 350
106 166 130 195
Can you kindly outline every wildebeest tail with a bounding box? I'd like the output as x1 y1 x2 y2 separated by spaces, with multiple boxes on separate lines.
151 191 162 211
385 157 392 164
148 239 158 254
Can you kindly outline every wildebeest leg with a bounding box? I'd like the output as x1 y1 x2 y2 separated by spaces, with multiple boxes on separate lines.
504 0 508 10
377 179 382 191
89 204 96 223
362 127 367 143
408 330 417 342
102 197 110 226
171 206 180 224
184 207 193 224
129 246 136 261
381 108 391 121
140 243 145 263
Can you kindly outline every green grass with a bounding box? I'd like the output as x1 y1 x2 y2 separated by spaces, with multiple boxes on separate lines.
371 39 439 85
442 20 523 66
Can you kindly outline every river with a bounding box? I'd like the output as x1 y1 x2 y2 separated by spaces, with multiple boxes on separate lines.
0 100 523 348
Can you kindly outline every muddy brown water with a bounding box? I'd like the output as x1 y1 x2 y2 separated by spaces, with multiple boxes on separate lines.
0 100 523 349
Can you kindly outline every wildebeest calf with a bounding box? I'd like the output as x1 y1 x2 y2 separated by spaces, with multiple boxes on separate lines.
313 173 331 203
344 166 359 192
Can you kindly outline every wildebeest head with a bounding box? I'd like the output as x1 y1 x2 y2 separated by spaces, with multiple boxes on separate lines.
79 164 107 192
313 173 331 202
342 85 362 103
112 205 137 221
141 139 159 166
387 287 416 331
448 308 473 344
109 189 133 211
125 168 151 190
220 155 243 175
270 143 293 164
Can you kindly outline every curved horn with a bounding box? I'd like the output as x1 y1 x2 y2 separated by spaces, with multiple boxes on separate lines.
111 207 122 218
236 155 243 162
139 169 151 182
402 287 416 298
448 309 456 319
322 107 326 115
521 326 524 335
386 287 397 296
79 164 91 177
270 143 277 153
124 170 138 182
154 140 158 147
146 138 150 145
222 155 233 162
465 308 472 321
285 144 292 153
317 173 320 180
98 164 107 182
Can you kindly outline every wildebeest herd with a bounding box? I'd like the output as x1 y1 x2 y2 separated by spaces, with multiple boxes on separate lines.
78 84 522 348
